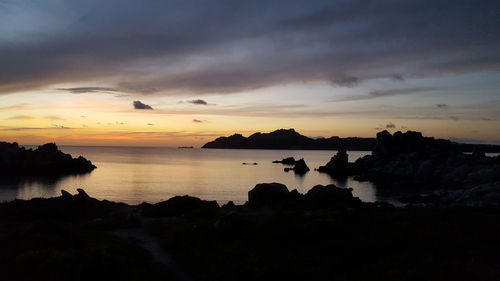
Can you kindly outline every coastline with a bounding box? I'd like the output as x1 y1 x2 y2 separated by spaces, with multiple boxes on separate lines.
1 184 500 280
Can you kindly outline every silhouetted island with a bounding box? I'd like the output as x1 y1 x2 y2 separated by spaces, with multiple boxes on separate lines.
202 128 377 150
1 184 500 280
202 128 500 152
0 141 96 177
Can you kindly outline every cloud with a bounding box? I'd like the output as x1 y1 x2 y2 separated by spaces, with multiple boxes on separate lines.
8 115 35 120
133 100 153 110
436 104 448 108
0 126 73 131
192 119 204 123
0 1 499 96
57 87 118 94
330 87 438 102
187 99 209 105
386 123 396 128
147 123 154 126
45 115 64 120
52 124 71 129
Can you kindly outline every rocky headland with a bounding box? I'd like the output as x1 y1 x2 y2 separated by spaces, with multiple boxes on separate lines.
0 141 96 177
202 128 500 152
202 128 378 150
316 130 500 189
314 130 500 205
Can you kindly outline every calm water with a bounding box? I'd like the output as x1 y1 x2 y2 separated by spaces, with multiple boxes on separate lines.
0 147 387 204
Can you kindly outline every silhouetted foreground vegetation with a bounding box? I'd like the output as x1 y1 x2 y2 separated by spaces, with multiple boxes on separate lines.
1 185 500 281
0 141 96 177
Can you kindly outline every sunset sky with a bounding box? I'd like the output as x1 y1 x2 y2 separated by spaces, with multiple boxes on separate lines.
1 0 499 146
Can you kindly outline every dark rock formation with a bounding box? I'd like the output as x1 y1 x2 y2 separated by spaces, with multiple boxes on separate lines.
248 183 291 206
352 130 500 189
290 158 310 174
401 181 500 207
202 128 500 152
305 184 361 208
247 182 361 209
203 128 377 150
141 195 219 217
272 157 296 165
2 185 500 280
317 149 358 177
0 141 96 177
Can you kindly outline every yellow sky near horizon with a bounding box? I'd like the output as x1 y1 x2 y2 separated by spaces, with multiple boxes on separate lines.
1 83 499 147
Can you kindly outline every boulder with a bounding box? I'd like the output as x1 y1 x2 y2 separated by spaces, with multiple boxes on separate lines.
61 189 73 198
305 184 361 208
317 149 353 176
292 158 310 174
248 183 290 206
76 188 90 199
142 195 219 217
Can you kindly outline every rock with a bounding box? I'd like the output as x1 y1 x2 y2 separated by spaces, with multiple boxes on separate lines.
76 188 90 199
350 130 500 189
305 184 361 208
142 195 219 217
317 149 355 176
61 190 72 198
248 183 290 206
273 157 296 165
222 201 236 209
452 181 500 207
292 158 310 174
0 141 96 177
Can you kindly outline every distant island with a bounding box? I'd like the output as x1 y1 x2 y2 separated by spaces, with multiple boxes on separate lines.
202 128 500 152
0 141 96 177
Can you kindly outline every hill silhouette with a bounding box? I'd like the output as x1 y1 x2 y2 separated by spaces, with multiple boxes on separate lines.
202 129 500 152
202 128 377 150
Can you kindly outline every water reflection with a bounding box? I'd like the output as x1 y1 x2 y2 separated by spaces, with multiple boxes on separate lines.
0 147 380 204
0 176 65 202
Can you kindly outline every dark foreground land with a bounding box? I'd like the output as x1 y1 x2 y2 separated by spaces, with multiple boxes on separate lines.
1 184 500 281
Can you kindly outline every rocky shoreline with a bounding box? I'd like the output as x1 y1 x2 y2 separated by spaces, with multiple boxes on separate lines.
2 132 500 280
0 141 96 177
1 184 500 280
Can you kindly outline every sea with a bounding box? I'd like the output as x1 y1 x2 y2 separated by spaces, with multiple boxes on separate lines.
0 146 409 205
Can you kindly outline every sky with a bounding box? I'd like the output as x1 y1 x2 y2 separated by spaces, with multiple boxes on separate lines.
1 0 499 146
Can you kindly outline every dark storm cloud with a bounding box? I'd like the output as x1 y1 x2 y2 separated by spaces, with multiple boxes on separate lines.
133 101 153 110
1 0 499 95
